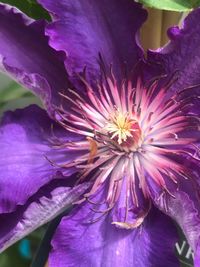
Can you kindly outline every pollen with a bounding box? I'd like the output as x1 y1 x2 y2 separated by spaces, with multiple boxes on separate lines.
105 110 140 145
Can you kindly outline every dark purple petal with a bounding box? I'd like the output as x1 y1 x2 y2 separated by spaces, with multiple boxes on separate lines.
38 0 147 85
49 200 179 267
0 181 90 253
147 8 200 97
0 4 70 115
0 105 82 213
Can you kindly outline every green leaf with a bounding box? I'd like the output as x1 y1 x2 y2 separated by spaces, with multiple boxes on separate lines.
0 227 46 267
0 0 50 20
138 0 200 11
0 243 30 267
0 74 42 118
0 95 42 117
0 73 42 113
0 82 30 103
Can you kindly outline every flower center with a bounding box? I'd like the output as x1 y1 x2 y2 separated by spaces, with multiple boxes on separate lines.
104 109 142 150
55 72 198 228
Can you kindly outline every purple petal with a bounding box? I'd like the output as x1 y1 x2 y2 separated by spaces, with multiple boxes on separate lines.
0 181 90 253
0 105 82 213
147 8 200 96
0 4 70 115
152 150 200 264
49 200 179 267
38 0 147 85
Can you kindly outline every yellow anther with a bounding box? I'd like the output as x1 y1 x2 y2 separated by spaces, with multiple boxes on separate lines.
105 110 135 144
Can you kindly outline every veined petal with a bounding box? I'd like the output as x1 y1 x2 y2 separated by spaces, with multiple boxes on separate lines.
49 200 179 267
0 4 70 115
0 182 90 253
0 105 83 213
37 0 147 85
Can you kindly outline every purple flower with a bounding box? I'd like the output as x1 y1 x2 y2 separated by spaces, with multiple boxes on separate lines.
0 1 200 266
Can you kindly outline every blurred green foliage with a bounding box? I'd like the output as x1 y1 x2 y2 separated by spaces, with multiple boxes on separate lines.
0 0 50 20
0 80 42 117
138 0 200 11
0 227 46 267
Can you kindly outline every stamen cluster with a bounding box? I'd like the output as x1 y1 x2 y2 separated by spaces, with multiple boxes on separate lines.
54 74 198 228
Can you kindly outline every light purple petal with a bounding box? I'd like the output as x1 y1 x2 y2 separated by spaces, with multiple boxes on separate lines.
0 4 70 115
0 105 82 213
38 0 147 85
0 182 90 253
49 200 179 267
